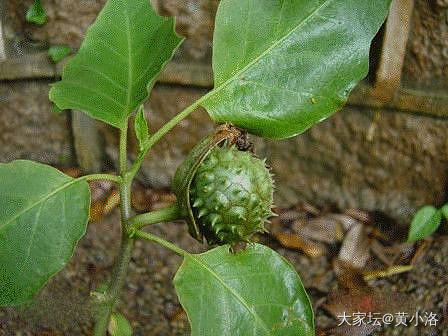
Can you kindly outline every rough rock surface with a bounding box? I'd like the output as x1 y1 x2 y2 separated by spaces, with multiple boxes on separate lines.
265 107 448 224
4 0 106 49
153 0 218 63
4 0 217 64
0 80 73 166
402 0 448 91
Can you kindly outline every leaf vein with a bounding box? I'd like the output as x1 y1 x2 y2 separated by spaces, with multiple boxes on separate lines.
94 37 128 62
78 65 126 92
20 202 44 270
125 10 133 114
60 81 126 109
189 255 272 335
0 179 82 231
209 0 334 99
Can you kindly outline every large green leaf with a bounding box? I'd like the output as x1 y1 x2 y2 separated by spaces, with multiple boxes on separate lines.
174 243 314 336
49 0 183 129
0 160 90 306
202 0 392 139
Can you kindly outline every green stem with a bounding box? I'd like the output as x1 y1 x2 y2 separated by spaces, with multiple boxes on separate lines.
129 204 182 229
93 127 134 336
119 128 132 222
77 173 122 184
119 128 128 181
133 229 188 257
127 94 208 180
93 234 134 335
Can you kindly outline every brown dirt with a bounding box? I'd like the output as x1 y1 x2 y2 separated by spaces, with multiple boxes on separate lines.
1 192 446 336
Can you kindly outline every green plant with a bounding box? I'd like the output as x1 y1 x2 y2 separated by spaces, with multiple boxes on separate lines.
48 45 72 63
26 0 47 26
175 139 274 245
407 203 448 242
0 0 391 335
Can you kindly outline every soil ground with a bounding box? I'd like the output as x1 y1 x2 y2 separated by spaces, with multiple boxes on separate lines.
0 189 446 336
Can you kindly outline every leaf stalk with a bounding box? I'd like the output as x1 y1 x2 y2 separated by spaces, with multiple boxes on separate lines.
133 229 188 257
129 204 182 229
127 93 210 181
78 174 122 183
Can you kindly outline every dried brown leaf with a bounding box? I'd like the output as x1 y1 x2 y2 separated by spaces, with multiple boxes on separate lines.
332 259 369 292
274 232 326 257
103 189 120 215
296 216 344 243
344 208 371 223
330 214 362 232
338 224 370 270
59 167 82 178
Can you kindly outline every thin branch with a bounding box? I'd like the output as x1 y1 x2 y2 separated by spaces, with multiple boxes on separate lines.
77 173 122 184
132 229 188 257
129 204 182 229
127 92 210 181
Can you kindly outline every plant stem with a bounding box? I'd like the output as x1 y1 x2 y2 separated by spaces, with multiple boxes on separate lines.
133 229 188 257
93 128 134 336
127 93 209 180
93 233 133 335
78 173 122 183
129 204 182 229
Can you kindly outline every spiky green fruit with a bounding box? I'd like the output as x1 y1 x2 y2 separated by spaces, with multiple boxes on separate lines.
189 146 274 245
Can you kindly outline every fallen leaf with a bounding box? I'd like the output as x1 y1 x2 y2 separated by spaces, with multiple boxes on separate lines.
273 232 326 257
103 189 120 215
338 224 370 270
333 259 369 292
59 167 82 178
296 216 344 243
344 208 371 223
330 214 362 232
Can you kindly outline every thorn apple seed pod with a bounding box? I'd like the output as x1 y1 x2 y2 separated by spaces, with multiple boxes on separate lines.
172 125 274 245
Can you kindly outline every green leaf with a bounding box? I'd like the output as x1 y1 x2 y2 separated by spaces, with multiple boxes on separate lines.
134 105 149 151
201 0 392 139
26 0 47 26
441 203 448 221
51 102 64 115
108 312 133 336
407 206 442 242
174 243 314 336
48 45 72 63
49 0 183 129
0 160 90 306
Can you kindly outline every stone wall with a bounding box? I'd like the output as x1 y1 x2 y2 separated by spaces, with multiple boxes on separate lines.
1 0 447 225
